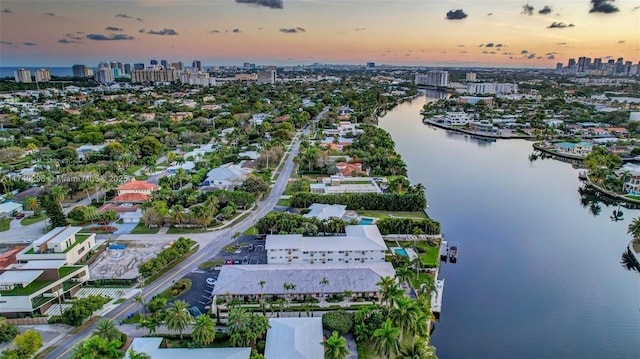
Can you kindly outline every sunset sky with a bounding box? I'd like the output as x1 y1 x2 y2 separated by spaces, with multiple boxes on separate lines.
1 0 639 68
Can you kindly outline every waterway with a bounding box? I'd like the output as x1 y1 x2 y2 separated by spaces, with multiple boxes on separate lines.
378 92 640 359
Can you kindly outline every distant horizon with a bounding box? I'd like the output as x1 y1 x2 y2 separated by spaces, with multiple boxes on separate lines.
1 1 638 69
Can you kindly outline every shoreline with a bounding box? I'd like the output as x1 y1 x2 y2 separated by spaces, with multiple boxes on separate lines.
422 118 533 140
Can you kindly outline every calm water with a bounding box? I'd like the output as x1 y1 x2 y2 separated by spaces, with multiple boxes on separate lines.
379 94 640 359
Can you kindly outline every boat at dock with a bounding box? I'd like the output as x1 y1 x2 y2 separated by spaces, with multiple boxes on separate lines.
440 240 448 261
449 245 458 263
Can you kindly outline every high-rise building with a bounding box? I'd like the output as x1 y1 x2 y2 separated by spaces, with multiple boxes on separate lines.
96 67 115 84
366 62 375 68
72 64 92 78
160 59 168 69
256 69 276 85
577 57 586 73
244 62 256 71
593 58 602 70
124 63 132 75
34 69 51 82
130 68 177 83
616 58 624 74
150 59 158 66
134 63 145 70
192 60 202 71
415 70 449 87
466 72 477 81
13 69 31 83
555 63 563 72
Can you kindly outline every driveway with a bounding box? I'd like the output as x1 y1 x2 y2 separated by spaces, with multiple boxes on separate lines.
112 222 138 235
171 268 220 315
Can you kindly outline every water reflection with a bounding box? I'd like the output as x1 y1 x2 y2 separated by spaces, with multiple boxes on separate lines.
529 150 584 168
621 248 640 273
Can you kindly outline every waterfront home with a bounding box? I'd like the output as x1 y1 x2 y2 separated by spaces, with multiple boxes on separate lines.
619 163 640 196
112 180 159 204
554 142 593 156
265 318 324 359
212 262 396 303
442 112 470 125
266 225 386 264
310 176 382 194
125 337 250 359
303 203 347 221
334 161 366 176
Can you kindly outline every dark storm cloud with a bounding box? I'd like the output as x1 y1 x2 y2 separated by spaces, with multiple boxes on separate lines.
22 42 36 46
618 40 625 43
235 0 283 9
147 28 178 35
589 0 619 14
539 6 553 14
280 28 299 33
521 49 529 54
547 22 575 28
2 9 13 13
487 13 493 16
115 13 132 19
210 29 220 33
485 42 495 47
106 26 123 32
45 12 56 17
0 41 13 45
633 6 640 11
446 9 467 20
86 33 135 41
296 27 306 32
136 17 143 21
232 28 241 33
526 53 536 59
522 4 534 15
547 54 555 59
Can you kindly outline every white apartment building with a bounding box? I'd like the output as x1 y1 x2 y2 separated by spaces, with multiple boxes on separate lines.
266 225 387 264
467 82 518 95
13 69 32 83
415 70 449 87
257 70 276 85
16 226 97 265
444 112 470 125
180 71 217 86
130 68 177 83
34 69 51 82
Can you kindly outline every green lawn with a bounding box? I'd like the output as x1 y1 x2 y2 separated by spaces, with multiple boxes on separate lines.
58 266 82 278
20 214 46 226
62 234 93 253
243 226 257 235
392 240 440 267
0 218 11 232
157 278 192 300
276 198 291 207
166 226 210 234
358 210 428 219
410 272 436 293
625 195 640 201
126 165 143 175
0 280 51 296
130 223 160 234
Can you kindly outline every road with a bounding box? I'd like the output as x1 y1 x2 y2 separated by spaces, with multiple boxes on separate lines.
43 120 313 359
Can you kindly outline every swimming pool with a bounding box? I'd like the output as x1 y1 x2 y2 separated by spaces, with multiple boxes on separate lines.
394 248 408 256
359 218 374 225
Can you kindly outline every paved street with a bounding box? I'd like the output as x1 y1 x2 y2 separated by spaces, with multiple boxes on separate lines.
43 124 308 359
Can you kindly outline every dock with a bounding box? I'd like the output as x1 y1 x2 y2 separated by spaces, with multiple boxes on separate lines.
431 279 445 315
439 240 448 261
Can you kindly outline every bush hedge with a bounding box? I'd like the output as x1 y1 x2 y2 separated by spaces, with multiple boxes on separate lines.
322 310 354 335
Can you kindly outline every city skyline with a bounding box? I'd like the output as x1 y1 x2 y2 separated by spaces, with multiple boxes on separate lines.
1 0 639 68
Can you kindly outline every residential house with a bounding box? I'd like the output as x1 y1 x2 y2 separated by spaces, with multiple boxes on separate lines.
125 337 251 359
554 142 593 156
334 162 365 176
310 176 382 194
266 225 386 265
303 203 347 221
168 112 193 121
619 164 640 196
443 112 470 125
265 318 324 359
75 144 106 161
203 163 250 188
0 202 23 218
16 226 97 265
274 114 290 123
0 259 89 318
112 180 159 203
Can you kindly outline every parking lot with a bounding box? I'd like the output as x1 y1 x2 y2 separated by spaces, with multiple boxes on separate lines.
174 235 267 313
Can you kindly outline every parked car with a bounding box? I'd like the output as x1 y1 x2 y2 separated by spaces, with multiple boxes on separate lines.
15 213 25 219
206 277 216 286
233 259 240 265
248 244 255 252
191 306 202 316
242 256 249 265
225 258 233 265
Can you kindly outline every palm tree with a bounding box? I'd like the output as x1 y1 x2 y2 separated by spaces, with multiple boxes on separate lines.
389 296 420 341
628 217 640 239
126 349 151 359
396 264 414 287
373 319 401 359
192 314 216 346
170 204 185 228
165 300 193 341
399 336 437 359
93 319 121 342
319 276 329 299
227 307 252 335
323 331 351 359
23 196 40 215
51 185 66 206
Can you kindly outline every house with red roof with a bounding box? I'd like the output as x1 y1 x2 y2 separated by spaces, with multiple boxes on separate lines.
111 180 159 203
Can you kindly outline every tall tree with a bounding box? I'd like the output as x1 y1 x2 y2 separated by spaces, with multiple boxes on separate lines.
192 314 216 346
373 319 401 359
165 300 193 341
322 331 351 359
227 307 251 336
70 335 123 359
51 185 66 205
93 319 121 342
